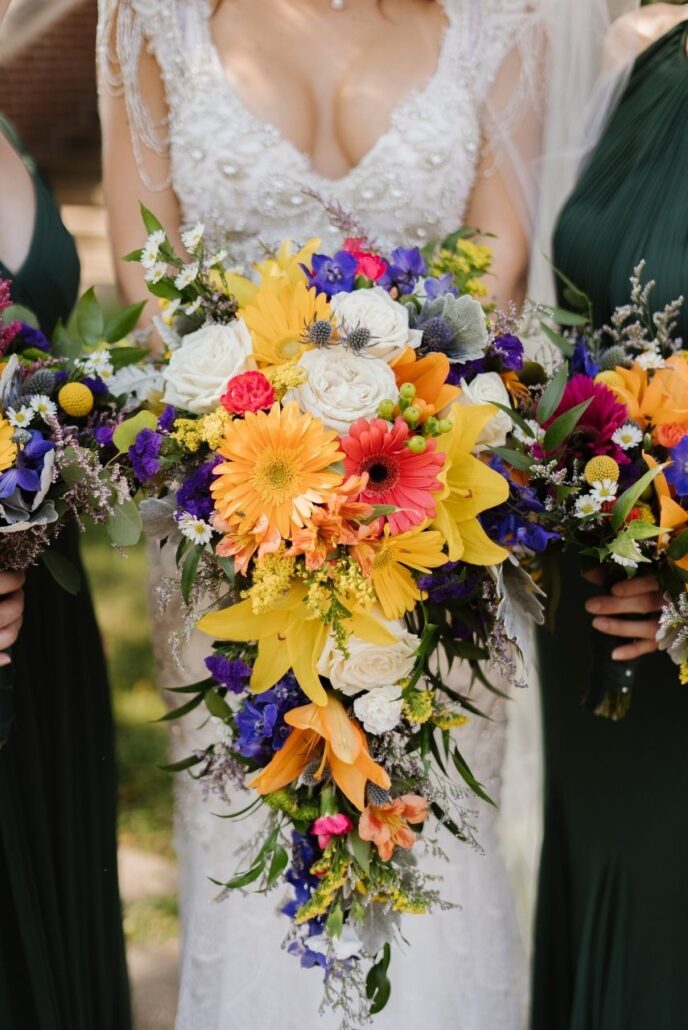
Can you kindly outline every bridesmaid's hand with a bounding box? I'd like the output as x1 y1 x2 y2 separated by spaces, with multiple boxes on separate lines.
0 572 25 666
583 572 663 661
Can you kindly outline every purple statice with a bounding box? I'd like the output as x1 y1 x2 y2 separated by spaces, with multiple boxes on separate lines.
379 246 427 295
18 322 50 352
418 561 480 605
205 654 251 694
81 375 108 396
234 673 306 764
491 334 524 372
449 356 486 384
157 404 177 433
92 424 114 448
666 437 688 497
0 430 53 499
304 251 357 297
128 427 162 484
423 274 458 300
571 336 600 378
176 457 220 521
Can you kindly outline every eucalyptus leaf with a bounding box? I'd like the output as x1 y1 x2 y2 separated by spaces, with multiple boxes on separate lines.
222 864 265 890
3 303 39 328
349 830 371 876
107 498 143 547
41 550 81 595
156 691 204 722
112 410 159 454
325 903 344 939
540 304 589 327
490 401 535 438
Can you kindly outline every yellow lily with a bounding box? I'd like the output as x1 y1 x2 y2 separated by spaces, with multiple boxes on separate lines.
249 693 391 811
197 582 396 706
431 403 510 564
253 238 321 288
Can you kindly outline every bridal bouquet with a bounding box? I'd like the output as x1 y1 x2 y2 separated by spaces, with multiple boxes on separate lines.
487 264 688 718
117 208 540 1021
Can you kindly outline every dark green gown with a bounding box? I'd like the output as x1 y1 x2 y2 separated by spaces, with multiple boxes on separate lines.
0 120 131 1029
533 23 688 1030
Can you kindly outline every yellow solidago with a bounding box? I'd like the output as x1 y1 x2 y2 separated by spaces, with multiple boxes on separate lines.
428 239 492 298
200 407 231 450
305 578 332 620
680 660 688 686
433 707 470 731
403 689 434 725
331 558 376 611
264 789 319 823
295 853 350 925
242 551 296 614
263 363 308 400
171 418 203 452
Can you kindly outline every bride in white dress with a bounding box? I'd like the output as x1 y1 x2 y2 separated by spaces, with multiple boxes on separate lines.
97 2 608 1026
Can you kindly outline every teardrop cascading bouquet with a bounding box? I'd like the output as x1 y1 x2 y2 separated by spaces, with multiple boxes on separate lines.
472 263 688 720
112 207 543 1022
0 279 148 743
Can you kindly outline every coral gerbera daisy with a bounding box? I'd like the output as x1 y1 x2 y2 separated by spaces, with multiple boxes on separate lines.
0 416 16 472
211 402 344 541
354 523 447 619
241 279 331 366
340 418 445 534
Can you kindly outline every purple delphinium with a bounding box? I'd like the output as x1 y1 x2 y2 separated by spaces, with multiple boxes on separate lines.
305 251 358 297
204 654 251 694
284 832 327 969
93 424 114 448
177 457 220 521
18 322 50 352
418 561 480 605
379 246 427 295
128 427 162 483
0 430 53 499
666 437 688 497
234 673 306 764
423 274 458 300
571 337 600 378
491 334 524 372
479 455 560 553
157 404 177 433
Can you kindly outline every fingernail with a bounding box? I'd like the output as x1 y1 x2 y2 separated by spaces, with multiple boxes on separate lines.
0 655 10 667
586 599 601 613
593 618 608 631
612 649 623 660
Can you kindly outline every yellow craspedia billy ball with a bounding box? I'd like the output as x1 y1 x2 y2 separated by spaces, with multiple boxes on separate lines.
58 382 94 418
595 370 625 393
584 455 620 485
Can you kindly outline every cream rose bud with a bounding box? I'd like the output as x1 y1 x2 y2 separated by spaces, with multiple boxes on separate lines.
353 686 404 735
162 320 255 415
329 286 422 363
285 346 398 434
457 372 512 451
318 617 419 697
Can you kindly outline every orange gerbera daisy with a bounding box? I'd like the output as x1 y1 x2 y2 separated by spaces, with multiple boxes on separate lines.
358 793 428 860
211 402 344 541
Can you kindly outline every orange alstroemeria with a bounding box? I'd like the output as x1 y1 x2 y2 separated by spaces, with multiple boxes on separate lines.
249 694 391 811
287 475 378 570
215 513 282 576
358 793 428 861
392 347 460 421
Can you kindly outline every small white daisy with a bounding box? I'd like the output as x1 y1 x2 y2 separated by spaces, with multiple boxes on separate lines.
79 351 114 381
574 494 602 518
181 222 205 254
145 261 168 284
30 394 57 420
184 297 202 317
590 478 618 503
178 513 213 545
635 350 664 371
174 262 200 290
513 419 544 446
204 250 228 269
140 229 166 269
612 422 643 450
7 405 34 428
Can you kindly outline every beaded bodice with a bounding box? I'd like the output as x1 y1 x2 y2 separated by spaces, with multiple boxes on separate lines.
103 0 535 261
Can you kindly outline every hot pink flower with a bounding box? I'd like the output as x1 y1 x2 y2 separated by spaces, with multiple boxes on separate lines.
311 813 354 850
221 371 276 416
342 237 388 282
541 375 629 463
340 418 445 534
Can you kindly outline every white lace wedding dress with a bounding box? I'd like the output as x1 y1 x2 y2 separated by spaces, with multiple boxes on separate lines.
98 2 544 1026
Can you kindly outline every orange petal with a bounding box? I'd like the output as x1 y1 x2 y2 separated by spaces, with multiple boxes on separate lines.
249 727 316 794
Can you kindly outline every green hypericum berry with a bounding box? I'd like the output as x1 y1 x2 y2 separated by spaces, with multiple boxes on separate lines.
425 416 440 436
403 405 421 426
406 434 427 454
399 382 417 402
438 418 454 434
377 399 396 421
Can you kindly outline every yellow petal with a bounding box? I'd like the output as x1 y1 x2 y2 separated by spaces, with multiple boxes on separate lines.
439 403 497 458
458 517 509 565
344 609 398 645
198 598 283 641
287 618 328 706
444 453 510 518
251 632 292 694
431 500 465 563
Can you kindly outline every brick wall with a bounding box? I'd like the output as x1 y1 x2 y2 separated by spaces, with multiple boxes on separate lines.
0 0 98 172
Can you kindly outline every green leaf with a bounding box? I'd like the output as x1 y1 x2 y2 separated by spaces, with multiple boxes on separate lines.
267 845 289 888
204 687 232 721
349 830 371 876
146 279 182 301
537 362 569 425
611 464 664 531
451 746 495 806
52 321 80 360
366 944 392 1015
106 498 143 547
4 303 39 328
60 447 89 485
41 550 81 595
669 530 688 561
181 544 204 605
325 903 344 939
490 401 535 439
489 446 534 473
156 691 204 722
542 398 592 452
222 863 265 890
104 301 147 344
109 345 149 371
539 319 574 358
140 202 165 236
540 304 589 328
112 410 159 453
552 264 593 314
75 287 104 345
123 248 143 263
216 556 236 582
625 520 663 541
159 753 205 774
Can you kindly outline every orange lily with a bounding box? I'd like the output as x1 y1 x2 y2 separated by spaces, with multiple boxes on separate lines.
358 793 428 860
606 358 688 431
643 452 688 537
249 694 391 811
392 347 460 420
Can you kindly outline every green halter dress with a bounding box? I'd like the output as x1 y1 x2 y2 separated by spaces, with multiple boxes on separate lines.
532 23 688 1030
0 119 131 1029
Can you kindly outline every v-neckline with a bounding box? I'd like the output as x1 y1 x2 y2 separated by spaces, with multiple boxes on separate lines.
0 116 39 281
203 0 456 187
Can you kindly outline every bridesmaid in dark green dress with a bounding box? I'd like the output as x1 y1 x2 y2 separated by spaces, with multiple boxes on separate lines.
533 15 688 1030
0 118 131 1028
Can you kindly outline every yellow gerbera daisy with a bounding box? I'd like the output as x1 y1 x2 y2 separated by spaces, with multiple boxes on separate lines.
211 401 344 541
357 524 447 620
0 416 16 472
241 279 331 366
432 403 510 565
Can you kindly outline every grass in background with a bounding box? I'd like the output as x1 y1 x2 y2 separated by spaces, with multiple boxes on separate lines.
80 525 174 858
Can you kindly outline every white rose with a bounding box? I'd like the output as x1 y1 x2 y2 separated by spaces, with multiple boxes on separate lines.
285 346 398 434
162 320 255 415
458 372 512 451
318 616 419 697
330 287 421 363
353 685 404 735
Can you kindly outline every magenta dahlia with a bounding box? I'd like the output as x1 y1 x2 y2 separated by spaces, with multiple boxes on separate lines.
542 375 629 463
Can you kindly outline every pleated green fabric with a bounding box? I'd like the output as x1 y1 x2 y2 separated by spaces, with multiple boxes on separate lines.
532 23 688 1030
0 119 131 1029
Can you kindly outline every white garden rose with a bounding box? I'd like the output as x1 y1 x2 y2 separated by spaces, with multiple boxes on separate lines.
162 320 255 415
353 685 404 735
318 616 419 697
458 372 512 451
285 346 398 434
330 287 421 363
